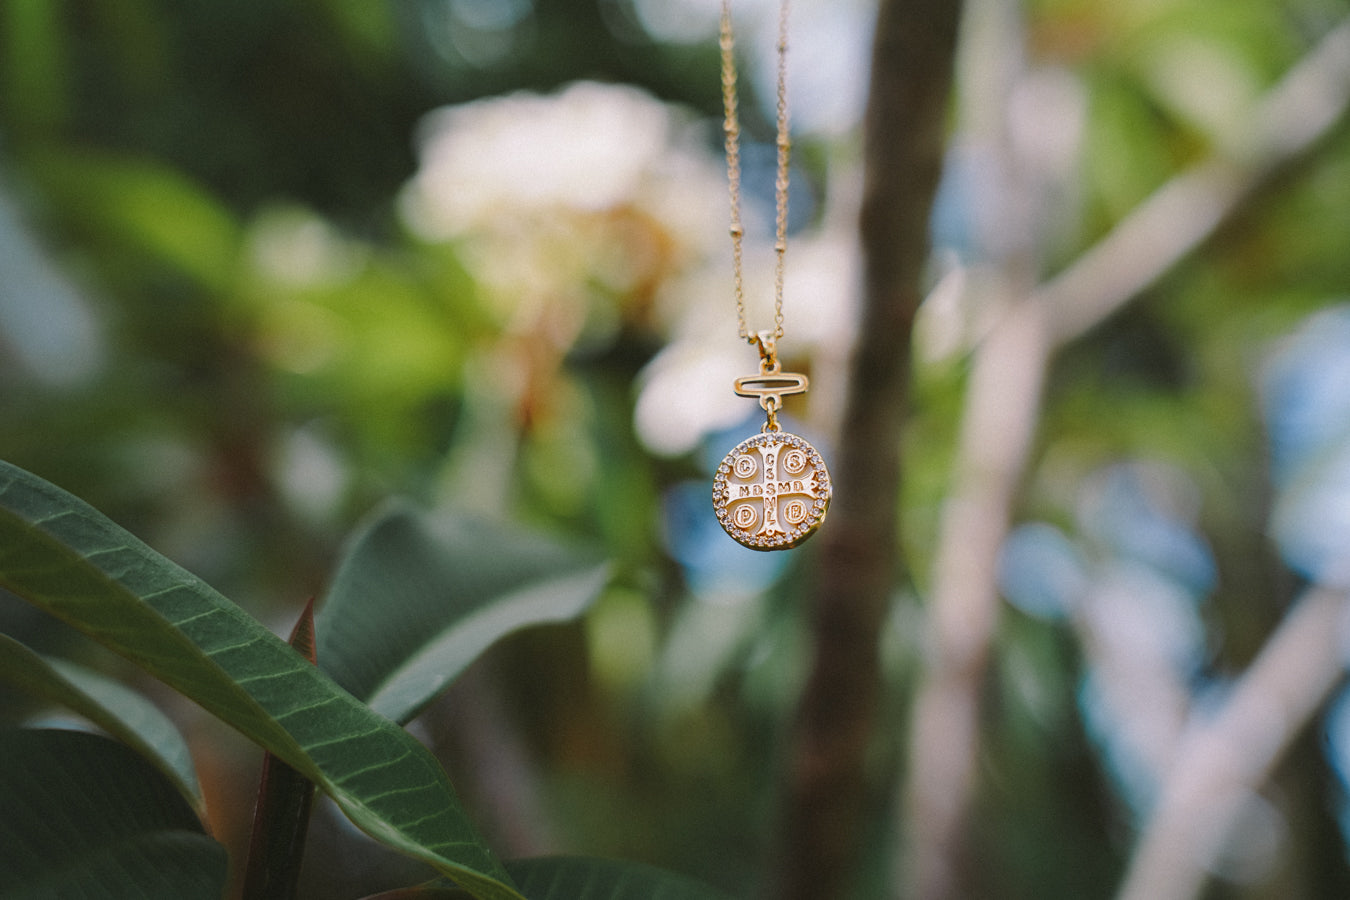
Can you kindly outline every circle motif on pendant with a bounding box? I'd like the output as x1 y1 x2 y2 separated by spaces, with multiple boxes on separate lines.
711 431 832 551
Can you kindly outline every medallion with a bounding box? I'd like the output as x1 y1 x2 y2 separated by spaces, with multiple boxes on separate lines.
713 431 831 550
711 3 830 551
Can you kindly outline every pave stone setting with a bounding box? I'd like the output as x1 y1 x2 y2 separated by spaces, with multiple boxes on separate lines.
713 431 831 551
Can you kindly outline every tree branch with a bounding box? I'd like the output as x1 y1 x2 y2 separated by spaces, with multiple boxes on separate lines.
901 296 1050 898
1041 18 1350 344
1116 587 1350 900
900 14 1350 900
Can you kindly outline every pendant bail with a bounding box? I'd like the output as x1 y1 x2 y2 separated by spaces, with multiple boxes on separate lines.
734 339 808 435
753 329 778 369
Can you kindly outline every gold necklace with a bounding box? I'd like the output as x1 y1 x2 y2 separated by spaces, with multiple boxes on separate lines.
712 0 831 551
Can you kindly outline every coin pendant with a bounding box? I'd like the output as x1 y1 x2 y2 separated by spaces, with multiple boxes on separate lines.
712 431 831 550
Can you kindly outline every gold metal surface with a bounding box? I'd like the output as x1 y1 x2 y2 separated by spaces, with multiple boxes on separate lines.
720 0 790 348
732 357 809 434
713 431 831 551
715 1 829 552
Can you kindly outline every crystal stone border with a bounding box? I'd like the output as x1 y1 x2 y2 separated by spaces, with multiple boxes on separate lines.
712 431 832 551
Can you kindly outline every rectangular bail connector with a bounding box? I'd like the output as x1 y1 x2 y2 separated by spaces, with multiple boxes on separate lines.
734 370 810 412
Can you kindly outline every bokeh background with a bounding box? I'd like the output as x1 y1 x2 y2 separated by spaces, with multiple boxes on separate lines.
5 0 1350 897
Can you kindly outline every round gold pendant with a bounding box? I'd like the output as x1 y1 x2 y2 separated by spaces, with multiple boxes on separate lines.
713 431 831 551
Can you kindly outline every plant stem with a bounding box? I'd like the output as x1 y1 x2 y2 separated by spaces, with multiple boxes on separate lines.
242 600 318 900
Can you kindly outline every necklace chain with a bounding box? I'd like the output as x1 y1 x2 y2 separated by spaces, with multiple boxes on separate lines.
713 0 831 553
720 0 791 357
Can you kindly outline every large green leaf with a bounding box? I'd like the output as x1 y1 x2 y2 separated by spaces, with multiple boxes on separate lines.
316 502 609 723
0 728 226 899
0 632 203 815
0 460 521 900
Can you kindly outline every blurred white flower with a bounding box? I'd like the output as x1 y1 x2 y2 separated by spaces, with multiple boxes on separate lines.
400 78 857 457
402 81 726 345
403 81 682 237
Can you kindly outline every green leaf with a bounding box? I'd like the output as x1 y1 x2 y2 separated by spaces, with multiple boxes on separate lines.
0 460 522 900
316 502 609 723
0 728 226 899
0 631 204 815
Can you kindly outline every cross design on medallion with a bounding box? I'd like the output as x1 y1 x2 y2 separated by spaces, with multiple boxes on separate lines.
713 432 830 550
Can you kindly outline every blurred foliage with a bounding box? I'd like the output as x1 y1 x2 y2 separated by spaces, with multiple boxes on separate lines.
5 0 1350 897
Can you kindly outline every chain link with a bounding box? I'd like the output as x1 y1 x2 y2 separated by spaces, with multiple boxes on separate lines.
720 0 790 356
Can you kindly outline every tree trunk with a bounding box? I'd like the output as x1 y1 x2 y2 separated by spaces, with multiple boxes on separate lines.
767 2 964 898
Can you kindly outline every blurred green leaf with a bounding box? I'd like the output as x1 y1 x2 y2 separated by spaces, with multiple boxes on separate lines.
0 459 522 900
316 501 609 723
32 150 239 291
0 728 226 899
312 0 398 60
0 0 68 136
1083 75 1184 224
0 632 203 815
